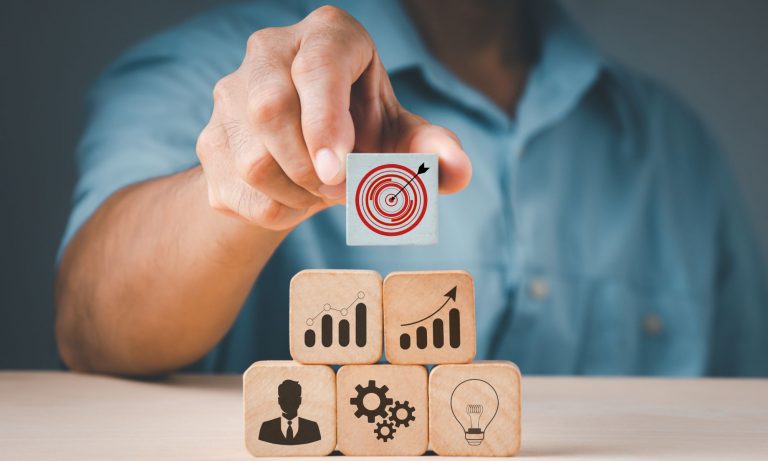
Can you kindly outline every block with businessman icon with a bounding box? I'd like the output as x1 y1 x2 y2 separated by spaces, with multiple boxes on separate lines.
243 361 336 457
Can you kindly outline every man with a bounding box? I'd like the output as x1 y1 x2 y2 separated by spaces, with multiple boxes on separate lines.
55 0 767 376
259 379 321 445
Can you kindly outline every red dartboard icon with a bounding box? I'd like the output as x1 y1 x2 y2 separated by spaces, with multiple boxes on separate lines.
355 164 428 236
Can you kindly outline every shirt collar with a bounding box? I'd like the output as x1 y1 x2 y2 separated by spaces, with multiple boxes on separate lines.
281 415 299 436
514 1 604 145
341 0 604 140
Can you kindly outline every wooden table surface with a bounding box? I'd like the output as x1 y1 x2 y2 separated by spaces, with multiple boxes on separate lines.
1 372 767 460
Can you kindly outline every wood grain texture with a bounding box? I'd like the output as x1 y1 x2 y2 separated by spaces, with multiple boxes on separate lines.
336 365 428 456
383 271 476 364
2 372 768 460
243 361 336 456
429 361 521 456
290 270 383 365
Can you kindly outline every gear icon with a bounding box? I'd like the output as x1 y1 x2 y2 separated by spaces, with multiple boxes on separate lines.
388 400 416 427
374 420 396 442
350 380 393 423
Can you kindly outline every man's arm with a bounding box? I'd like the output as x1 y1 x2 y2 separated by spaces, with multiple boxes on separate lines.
56 167 285 375
706 158 768 376
55 6 471 376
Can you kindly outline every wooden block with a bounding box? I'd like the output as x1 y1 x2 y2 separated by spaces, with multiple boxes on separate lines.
428 361 522 457
290 270 383 364
336 364 429 456
383 270 476 364
243 361 336 457
346 153 438 246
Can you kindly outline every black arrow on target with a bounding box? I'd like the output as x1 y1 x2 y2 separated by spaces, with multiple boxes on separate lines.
389 163 429 203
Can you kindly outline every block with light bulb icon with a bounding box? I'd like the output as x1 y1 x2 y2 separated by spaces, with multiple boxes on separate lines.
428 361 521 456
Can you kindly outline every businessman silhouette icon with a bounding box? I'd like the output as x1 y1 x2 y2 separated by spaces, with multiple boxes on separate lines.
258 379 321 445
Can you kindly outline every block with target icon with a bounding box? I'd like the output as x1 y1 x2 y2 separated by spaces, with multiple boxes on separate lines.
290 270 383 365
336 364 429 456
346 153 438 246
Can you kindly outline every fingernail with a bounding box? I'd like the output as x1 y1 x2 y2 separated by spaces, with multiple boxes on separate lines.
315 148 340 184
318 183 346 199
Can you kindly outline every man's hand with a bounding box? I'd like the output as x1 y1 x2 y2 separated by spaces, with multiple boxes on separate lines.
196 5 472 230
55 6 472 375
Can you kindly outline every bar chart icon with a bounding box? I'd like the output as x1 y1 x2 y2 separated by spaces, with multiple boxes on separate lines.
398 286 460 350
304 292 368 348
290 270 383 364
383 271 476 364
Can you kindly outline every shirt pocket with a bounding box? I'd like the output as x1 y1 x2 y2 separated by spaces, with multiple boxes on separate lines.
577 279 710 375
494 273 709 375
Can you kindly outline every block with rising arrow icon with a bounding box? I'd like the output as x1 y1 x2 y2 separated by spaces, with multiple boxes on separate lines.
383 271 476 364
346 153 438 246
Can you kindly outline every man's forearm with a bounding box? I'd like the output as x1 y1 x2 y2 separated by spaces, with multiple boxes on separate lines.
55 167 286 375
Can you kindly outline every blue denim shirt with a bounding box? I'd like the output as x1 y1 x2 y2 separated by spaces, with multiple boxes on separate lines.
60 0 768 375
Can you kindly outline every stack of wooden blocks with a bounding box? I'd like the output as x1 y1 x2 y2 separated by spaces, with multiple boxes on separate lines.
244 270 521 457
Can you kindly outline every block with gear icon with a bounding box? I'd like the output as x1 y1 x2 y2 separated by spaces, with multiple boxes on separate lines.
336 364 428 456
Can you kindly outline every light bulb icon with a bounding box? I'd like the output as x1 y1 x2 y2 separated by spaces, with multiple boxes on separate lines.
450 379 499 446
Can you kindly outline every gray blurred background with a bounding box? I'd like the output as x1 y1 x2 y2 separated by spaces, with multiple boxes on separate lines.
1 0 766 369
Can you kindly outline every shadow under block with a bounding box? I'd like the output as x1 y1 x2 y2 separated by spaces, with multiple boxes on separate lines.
346 153 438 246
428 361 522 457
290 270 383 364
336 364 429 456
243 361 336 457
383 271 476 364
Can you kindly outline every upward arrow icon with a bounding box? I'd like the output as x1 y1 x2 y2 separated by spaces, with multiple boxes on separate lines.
400 286 457 327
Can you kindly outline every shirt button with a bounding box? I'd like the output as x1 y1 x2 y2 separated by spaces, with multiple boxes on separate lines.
528 278 550 300
643 314 664 336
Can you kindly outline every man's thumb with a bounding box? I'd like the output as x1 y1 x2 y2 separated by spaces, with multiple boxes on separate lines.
397 120 472 194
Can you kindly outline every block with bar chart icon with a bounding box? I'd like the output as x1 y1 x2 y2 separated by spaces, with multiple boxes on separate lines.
383 271 476 364
346 153 438 246
290 270 383 364
243 361 337 457
336 364 429 456
428 361 521 457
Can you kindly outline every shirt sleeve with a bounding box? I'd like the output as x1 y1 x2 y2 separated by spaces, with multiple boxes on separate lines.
706 148 768 376
57 2 304 262
617 69 768 376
